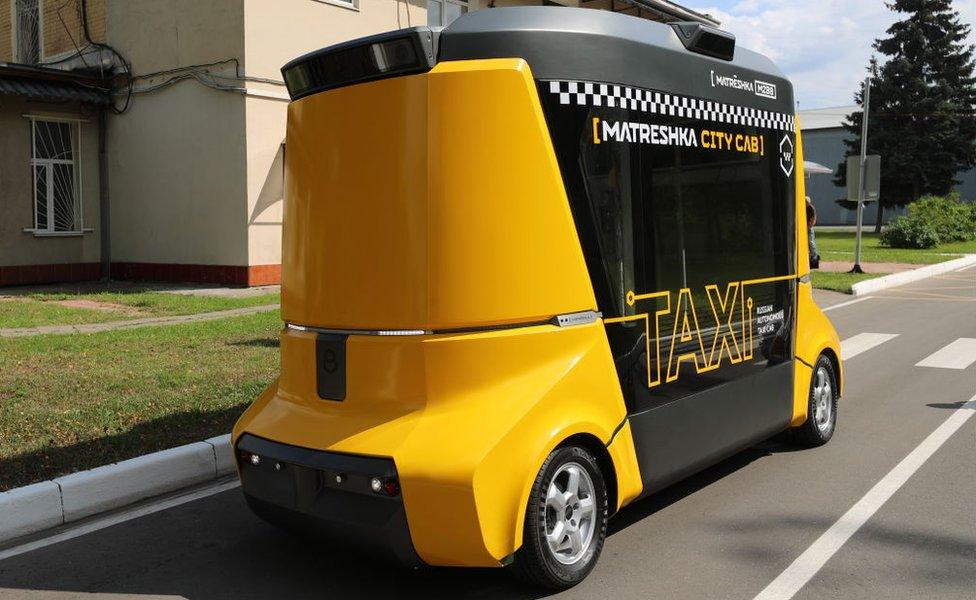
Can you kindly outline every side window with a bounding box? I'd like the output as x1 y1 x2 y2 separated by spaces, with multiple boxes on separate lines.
639 124 792 302
539 80 795 411
30 119 82 233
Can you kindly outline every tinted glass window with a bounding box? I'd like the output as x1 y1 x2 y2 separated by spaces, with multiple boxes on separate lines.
540 80 796 411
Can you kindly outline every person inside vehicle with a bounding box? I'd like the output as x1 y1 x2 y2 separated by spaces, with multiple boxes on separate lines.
806 197 820 269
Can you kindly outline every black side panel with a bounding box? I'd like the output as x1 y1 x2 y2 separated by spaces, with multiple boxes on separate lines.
628 362 793 495
316 333 347 401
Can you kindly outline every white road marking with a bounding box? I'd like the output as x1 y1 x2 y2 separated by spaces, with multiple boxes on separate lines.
840 333 899 360
0 478 240 562
916 338 976 370
821 296 873 312
754 394 976 600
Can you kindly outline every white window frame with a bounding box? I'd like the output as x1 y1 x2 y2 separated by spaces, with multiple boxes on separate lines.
23 115 90 237
312 0 360 11
427 0 468 27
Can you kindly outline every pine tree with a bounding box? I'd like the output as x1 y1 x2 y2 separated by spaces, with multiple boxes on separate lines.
835 0 976 232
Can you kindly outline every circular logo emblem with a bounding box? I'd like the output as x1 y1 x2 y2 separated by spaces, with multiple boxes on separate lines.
322 349 338 374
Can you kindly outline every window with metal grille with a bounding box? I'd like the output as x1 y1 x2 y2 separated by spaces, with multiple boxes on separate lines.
427 0 467 27
15 0 40 65
30 119 83 234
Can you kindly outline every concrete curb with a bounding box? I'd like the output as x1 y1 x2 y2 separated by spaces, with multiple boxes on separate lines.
0 433 235 545
851 255 976 296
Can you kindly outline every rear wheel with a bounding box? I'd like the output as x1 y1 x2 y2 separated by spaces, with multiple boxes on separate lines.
792 354 838 447
510 445 608 590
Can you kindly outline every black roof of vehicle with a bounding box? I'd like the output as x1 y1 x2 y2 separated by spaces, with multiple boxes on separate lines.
283 6 793 114
439 7 793 114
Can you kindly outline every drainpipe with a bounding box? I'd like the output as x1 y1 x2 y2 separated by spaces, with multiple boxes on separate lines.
99 108 110 280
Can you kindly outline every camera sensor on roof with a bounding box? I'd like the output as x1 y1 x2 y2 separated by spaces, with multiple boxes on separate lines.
281 28 437 101
671 22 736 61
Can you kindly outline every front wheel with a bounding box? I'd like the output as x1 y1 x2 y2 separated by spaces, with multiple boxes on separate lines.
792 354 838 447
510 445 608 590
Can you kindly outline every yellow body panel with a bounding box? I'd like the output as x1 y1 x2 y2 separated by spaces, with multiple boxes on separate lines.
281 58 595 330
234 59 642 568
791 122 844 426
234 322 642 566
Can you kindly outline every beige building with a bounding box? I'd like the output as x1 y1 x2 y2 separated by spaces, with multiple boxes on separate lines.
0 0 716 286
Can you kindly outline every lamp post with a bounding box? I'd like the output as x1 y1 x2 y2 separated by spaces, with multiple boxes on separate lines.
850 76 870 275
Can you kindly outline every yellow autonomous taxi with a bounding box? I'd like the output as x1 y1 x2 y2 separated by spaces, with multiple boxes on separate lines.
232 7 842 589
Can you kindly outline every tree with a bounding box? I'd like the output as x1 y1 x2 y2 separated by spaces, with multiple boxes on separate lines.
835 0 976 232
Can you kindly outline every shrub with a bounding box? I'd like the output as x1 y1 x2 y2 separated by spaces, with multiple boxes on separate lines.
880 193 976 248
880 214 941 249
904 193 975 242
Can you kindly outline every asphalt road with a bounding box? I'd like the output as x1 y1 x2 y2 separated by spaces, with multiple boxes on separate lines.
1 268 974 600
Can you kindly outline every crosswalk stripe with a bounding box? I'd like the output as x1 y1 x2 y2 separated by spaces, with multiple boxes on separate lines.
840 333 899 360
822 296 873 312
915 338 976 370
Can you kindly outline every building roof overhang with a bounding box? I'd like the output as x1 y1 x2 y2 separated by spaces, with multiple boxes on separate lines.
0 62 110 106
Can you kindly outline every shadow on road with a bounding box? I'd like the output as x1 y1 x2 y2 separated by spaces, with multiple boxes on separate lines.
927 401 968 410
0 440 797 600
713 513 975 590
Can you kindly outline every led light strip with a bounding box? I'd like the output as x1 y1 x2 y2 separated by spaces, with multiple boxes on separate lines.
284 311 602 337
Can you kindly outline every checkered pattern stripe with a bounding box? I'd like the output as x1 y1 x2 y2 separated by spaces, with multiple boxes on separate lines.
547 80 795 132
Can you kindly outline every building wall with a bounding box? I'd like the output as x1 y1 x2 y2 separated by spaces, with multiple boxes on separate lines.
242 0 438 83
0 2 11 62
0 96 101 282
803 126 974 226
104 0 250 281
41 0 106 60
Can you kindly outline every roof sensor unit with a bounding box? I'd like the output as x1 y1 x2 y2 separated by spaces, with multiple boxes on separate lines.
281 27 438 101
671 22 736 61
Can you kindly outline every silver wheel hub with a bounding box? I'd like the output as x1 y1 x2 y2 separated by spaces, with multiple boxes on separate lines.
813 366 833 433
544 462 596 565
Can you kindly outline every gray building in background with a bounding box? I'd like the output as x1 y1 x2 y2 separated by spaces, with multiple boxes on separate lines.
800 106 976 226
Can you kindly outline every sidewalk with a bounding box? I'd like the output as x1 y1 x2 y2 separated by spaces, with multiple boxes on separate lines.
0 281 280 299
0 304 279 338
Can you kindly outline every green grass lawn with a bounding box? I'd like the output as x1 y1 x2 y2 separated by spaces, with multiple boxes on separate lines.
0 289 280 329
0 311 280 491
811 271 890 294
816 231 976 265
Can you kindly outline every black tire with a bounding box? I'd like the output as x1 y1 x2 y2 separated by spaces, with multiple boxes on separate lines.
792 354 838 447
510 445 608 590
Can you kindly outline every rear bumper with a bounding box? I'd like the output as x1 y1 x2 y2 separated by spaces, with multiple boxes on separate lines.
235 434 424 567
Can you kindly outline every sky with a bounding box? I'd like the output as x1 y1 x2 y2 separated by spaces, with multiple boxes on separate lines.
691 0 976 110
